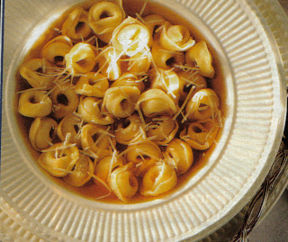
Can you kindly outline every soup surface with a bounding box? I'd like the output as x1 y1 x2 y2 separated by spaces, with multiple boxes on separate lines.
16 0 225 203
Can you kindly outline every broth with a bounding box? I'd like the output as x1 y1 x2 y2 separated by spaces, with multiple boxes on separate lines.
15 0 226 204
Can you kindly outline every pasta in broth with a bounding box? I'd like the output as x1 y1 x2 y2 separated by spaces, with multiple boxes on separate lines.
16 0 224 203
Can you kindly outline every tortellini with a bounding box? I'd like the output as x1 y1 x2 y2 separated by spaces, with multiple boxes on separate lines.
64 154 94 187
42 36 73 66
126 141 162 176
126 141 162 165
62 8 91 40
165 139 193 174
137 89 177 117
94 155 124 183
146 116 178 145
178 71 207 97
127 50 151 74
29 117 57 151
185 88 220 121
115 115 145 145
112 17 152 56
180 119 219 150
75 72 109 97
176 72 208 104
19 58 55 88
50 84 79 119
38 143 79 177
57 114 82 146
81 123 115 159
143 14 167 39
103 86 140 118
95 46 122 80
88 1 124 42
151 42 184 69
140 162 177 196
151 69 183 103
160 23 195 51
17 1 222 203
186 40 215 78
18 90 52 118
111 73 145 92
78 96 114 125
65 42 97 74
109 165 138 202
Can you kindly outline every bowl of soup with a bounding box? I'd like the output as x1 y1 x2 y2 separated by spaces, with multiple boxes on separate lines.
2 0 286 241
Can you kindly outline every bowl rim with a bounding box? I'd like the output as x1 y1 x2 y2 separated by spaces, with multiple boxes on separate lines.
4 0 236 211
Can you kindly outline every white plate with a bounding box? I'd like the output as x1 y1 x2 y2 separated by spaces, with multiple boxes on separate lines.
1 0 287 241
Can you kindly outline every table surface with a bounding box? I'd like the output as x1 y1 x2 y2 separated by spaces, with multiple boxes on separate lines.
279 0 288 14
249 190 288 242
248 2 288 241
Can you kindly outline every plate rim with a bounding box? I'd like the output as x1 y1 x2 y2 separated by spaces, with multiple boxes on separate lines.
1 0 287 241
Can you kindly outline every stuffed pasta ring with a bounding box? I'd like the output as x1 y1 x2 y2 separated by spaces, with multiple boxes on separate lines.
111 73 145 92
50 84 79 119
95 46 122 81
180 119 219 150
165 139 193 174
151 42 184 69
57 114 82 146
41 35 73 66
29 117 57 151
65 42 97 75
185 88 220 121
160 23 195 51
136 89 177 117
80 123 116 160
115 114 145 145
127 50 151 75
178 72 207 95
88 1 124 36
74 72 109 97
146 116 178 145
112 17 152 57
78 96 114 125
185 40 215 78
93 155 124 183
140 162 177 197
38 143 79 177
126 141 162 176
64 154 94 187
109 165 138 202
103 86 140 118
18 90 52 118
126 141 162 164
19 58 55 88
151 69 183 104
62 7 91 40
143 14 167 39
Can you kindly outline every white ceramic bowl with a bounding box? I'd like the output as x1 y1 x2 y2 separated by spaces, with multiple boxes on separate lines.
1 0 287 241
